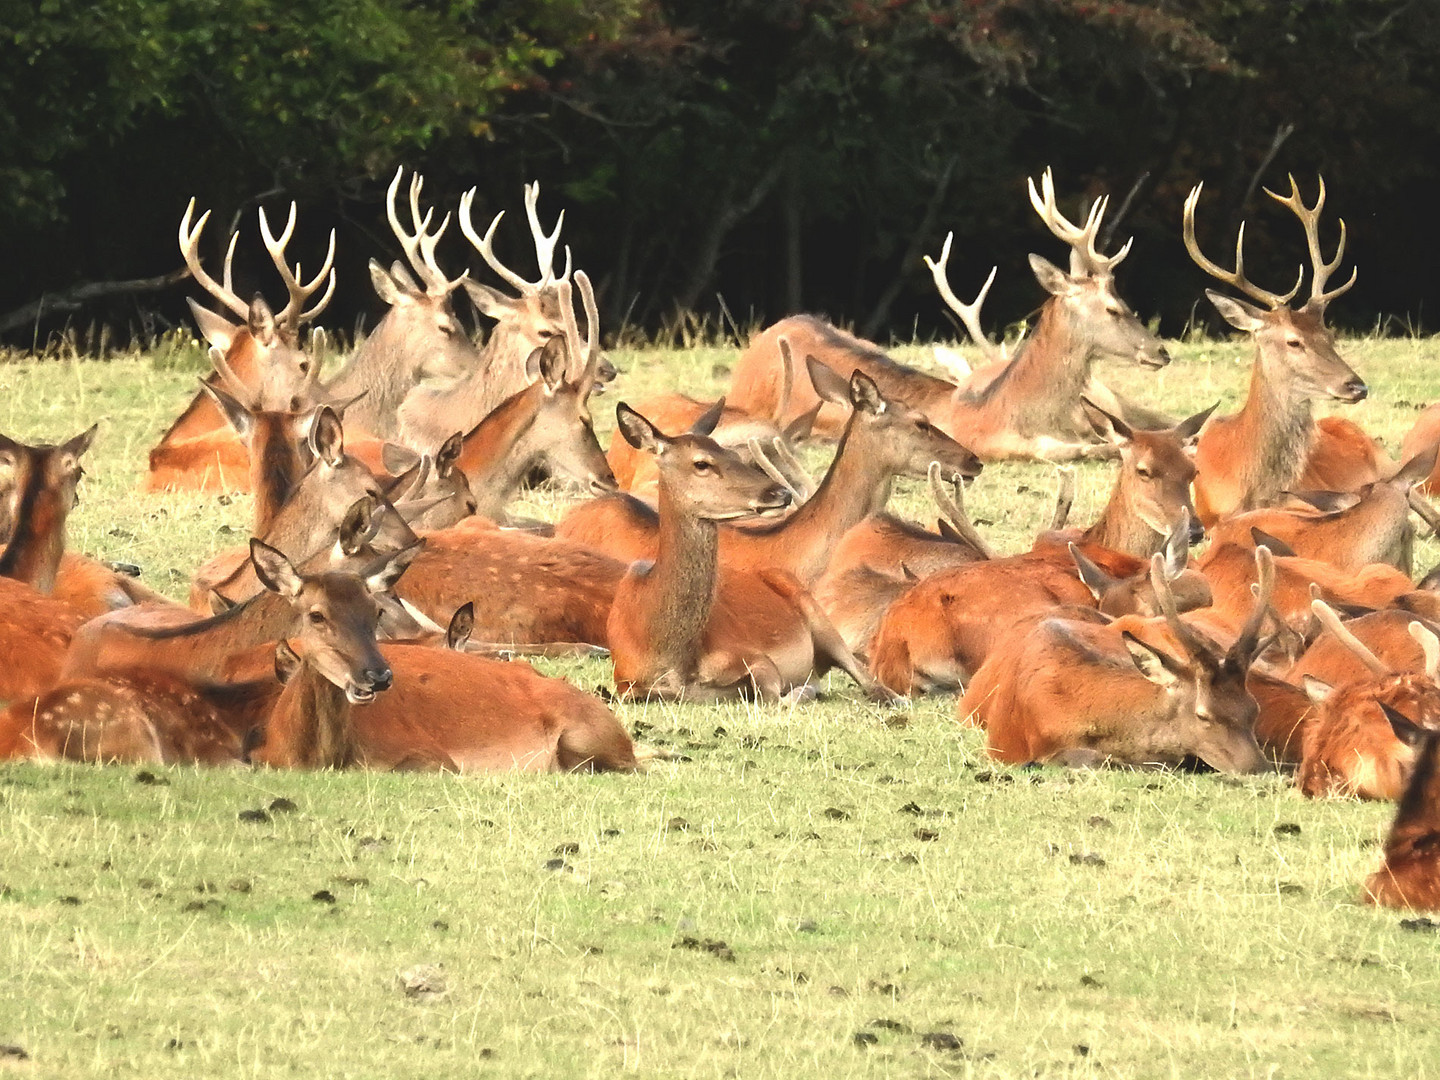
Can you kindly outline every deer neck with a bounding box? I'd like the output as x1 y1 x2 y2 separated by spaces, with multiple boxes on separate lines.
648 483 722 680
1082 478 1164 557
324 317 420 439
0 470 68 594
112 593 292 680
249 419 305 535
266 657 356 769
1235 350 1315 511
458 385 543 520
985 301 1094 428
764 425 893 580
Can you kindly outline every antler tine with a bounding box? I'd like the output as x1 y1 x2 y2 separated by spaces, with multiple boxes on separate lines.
748 438 806 504
575 269 600 355
523 182 567 285
258 203 337 332
767 436 815 502
1263 173 1356 309
178 199 249 319
207 345 254 407
384 167 454 297
222 231 239 299
927 460 996 560
1231 546 1275 663
1311 596 1391 677
458 188 537 295
555 275 581 382
1408 621 1440 683
1182 183 1302 310
923 232 1004 363
1026 168 1129 276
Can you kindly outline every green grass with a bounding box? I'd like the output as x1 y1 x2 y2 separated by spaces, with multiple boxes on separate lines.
3 337 1440 1078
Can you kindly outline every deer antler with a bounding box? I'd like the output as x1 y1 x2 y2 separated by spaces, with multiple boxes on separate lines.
1149 551 1211 662
748 438 808 505
1310 595 1390 677
459 183 571 296
179 199 249 320
555 270 603 393
385 167 465 298
1049 466 1076 531
923 232 1004 362
1263 174 1356 310
928 461 995 560
1027 167 1132 277
1229 546 1275 665
257 203 336 335
1182 183 1303 310
1408 621 1440 682
207 346 254 408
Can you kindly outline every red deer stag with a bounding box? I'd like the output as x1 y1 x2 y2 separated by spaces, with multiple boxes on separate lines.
726 168 1169 458
146 199 335 491
962 550 1274 772
605 403 886 702
1182 175 1386 526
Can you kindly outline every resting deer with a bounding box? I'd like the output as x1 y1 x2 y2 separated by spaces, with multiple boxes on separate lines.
868 532 1212 696
1363 719 1440 910
558 361 981 584
146 199 335 491
1289 608 1440 689
394 185 615 451
1201 444 1439 574
726 169 1169 459
1297 603 1440 801
1182 175 1388 525
1 541 415 767
962 549 1274 772
605 403 885 702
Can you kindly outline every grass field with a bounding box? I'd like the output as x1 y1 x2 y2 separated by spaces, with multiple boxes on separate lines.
2 335 1440 1078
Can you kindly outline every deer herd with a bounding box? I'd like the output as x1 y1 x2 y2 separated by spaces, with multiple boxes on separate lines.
1 166 1437 912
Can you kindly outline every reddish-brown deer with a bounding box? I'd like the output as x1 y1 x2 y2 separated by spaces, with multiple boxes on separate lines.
962 550 1274 772
1363 719 1440 910
146 199 335 491
605 403 885 702
1182 175 1386 525
726 169 1169 459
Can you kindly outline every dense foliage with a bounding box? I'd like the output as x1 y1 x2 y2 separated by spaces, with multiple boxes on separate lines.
3 0 1438 344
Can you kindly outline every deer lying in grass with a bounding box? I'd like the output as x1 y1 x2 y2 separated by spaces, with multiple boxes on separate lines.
1182 176 1387 525
558 362 981 583
961 549 1274 772
0 540 416 766
605 403 886 702
1288 607 1440 688
146 199 335 491
867 523 1212 696
1363 720 1440 910
1202 445 1438 574
1296 602 1440 800
726 169 1169 459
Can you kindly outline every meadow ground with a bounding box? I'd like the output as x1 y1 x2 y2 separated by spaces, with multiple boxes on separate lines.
1 334 1438 1079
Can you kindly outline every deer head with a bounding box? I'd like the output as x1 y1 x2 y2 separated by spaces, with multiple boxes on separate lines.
1184 175 1364 404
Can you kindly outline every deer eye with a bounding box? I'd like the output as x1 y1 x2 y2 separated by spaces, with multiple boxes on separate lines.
693 459 714 474
1135 466 1153 479
308 610 326 625
1286 338 1303 349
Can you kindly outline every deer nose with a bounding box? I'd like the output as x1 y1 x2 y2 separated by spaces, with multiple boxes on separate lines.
1188 517 1205 546
1339 379 1368 402
364 667 393 693
1152 344 1172 366
756 484 792 512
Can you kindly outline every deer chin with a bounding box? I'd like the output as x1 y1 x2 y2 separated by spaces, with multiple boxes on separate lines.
1137 345 1172 370
346 684 378 705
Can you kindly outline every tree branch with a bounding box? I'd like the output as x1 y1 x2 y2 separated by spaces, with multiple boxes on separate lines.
0 268 192 337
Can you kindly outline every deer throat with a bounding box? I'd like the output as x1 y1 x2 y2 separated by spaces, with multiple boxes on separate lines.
1243 374 1315 511
650 496 721 681
270 661 357 769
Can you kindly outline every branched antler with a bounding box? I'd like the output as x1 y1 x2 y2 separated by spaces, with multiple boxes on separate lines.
1027 167 1132 277
924 232 1004 363
1263 174 1357 309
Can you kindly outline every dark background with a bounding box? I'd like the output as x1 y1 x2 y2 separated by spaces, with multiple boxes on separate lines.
4 0 1438 349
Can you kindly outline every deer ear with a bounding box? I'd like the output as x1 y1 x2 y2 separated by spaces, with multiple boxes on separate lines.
1028 254 1075 297
1079 397 1132 444
274 639 302 685
206 589 237 615
187 298 238 350
1250 527 1296 559
435 432 464 477
248 295 278 345
533 335 568 392
381 442 420 478
446 602 475 652
1172 402 1219 445
1069 542 1113 601
805 356 851 407
61 423 98 462
368 260 408 307
309 406 345 468
849 370 885 415
1206 290 1267 333
616 403 665 453
250 539 303 598
1122 632 1182 687
690 397 725 437
462 279 519 319
1301 674 1333 705
200 380 254 440
1395 442 1440 487
784 402 822 443
363 539 425 595
337 496 377 556
1380 702 1427 747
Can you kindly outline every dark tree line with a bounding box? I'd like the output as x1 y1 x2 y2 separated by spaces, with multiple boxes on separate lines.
4 0 1439 349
